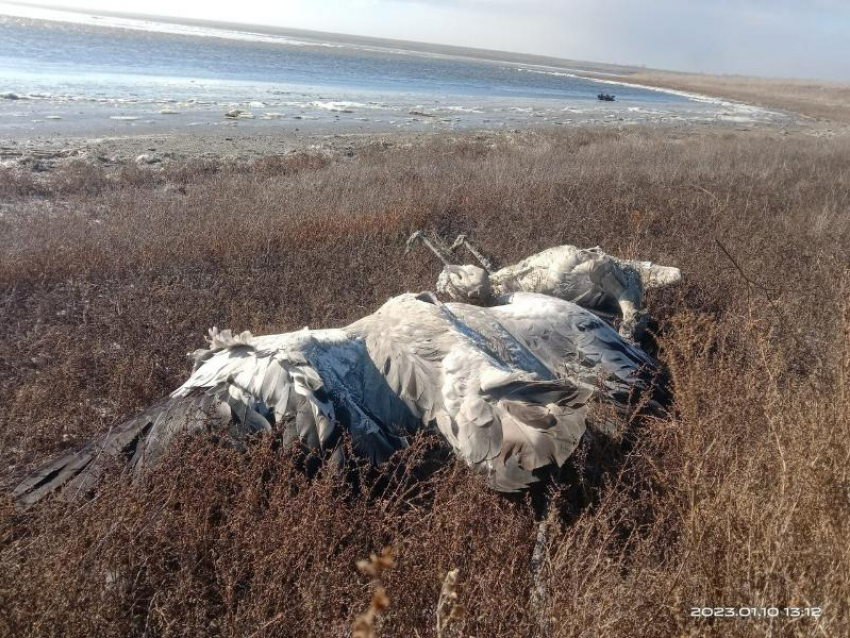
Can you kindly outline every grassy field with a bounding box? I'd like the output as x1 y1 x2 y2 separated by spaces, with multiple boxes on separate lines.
612 70 850 124
1 127 849 637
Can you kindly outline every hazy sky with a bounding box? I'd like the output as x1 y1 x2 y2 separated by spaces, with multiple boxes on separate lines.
7 0 850 80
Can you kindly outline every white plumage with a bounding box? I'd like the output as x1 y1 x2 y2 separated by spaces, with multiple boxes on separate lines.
412 237 682 340
14 292 660 505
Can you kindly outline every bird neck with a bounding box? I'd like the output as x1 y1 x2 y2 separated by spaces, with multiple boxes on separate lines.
488 272 507 295
482 274 502 302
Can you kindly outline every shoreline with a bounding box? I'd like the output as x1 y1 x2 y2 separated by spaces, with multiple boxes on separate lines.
570 72 781 114
601 69 850 124
0 89 791 141
0 9 798 141
0 117 822 173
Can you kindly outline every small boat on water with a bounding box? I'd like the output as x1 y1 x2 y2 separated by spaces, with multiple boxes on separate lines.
597 93 616 102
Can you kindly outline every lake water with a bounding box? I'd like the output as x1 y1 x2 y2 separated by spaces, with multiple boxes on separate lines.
0 4 781 136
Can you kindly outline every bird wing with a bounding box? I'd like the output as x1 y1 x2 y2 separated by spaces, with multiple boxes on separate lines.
13 328 344 507
353 294 593 492
441 345 592 492
484 293 660 411
14 293 644 505
347 293 455 425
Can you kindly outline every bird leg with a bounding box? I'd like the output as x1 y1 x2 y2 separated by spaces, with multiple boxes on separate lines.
615 268 650 343
450 234 496 272
530 510 552 638
431 234 456 260
405 230 453 266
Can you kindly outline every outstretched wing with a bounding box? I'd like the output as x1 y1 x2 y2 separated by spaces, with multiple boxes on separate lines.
14 293 660 505
12 385 260 507
13 329 341 507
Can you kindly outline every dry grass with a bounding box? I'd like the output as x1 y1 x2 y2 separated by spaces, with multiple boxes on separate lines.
616 70 850 124
1 127 849 637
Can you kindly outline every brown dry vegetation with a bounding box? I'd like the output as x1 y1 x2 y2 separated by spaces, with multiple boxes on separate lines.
1 127 849 637
617 70 850 124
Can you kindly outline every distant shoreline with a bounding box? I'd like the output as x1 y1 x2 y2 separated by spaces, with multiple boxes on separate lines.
593 70 850 124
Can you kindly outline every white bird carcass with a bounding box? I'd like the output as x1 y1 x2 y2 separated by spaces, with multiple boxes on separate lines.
13 292 662 506
409 233 682 341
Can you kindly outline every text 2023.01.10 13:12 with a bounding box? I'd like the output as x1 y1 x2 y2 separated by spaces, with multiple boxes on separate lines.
690 607 822 619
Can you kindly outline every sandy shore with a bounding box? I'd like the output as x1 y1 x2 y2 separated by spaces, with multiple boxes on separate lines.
2 106 841 176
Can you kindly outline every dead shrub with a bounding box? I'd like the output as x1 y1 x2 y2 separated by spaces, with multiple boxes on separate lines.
1 127 848 637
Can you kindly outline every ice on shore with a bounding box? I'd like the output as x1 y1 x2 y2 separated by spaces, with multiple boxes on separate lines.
442 106 483 114
224 109 255 119
308 101 355 113
306 101 384 113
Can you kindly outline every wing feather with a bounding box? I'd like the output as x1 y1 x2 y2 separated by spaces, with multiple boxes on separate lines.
14 334 339 506
487 293 659 411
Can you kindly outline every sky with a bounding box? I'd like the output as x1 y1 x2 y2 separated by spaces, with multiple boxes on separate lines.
4 0 849 81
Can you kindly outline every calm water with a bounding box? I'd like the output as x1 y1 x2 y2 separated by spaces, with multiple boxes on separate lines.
0 8 778 135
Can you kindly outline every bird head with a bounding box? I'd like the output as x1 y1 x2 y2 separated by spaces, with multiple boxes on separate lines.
436 265 493 302
637 262 683 289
